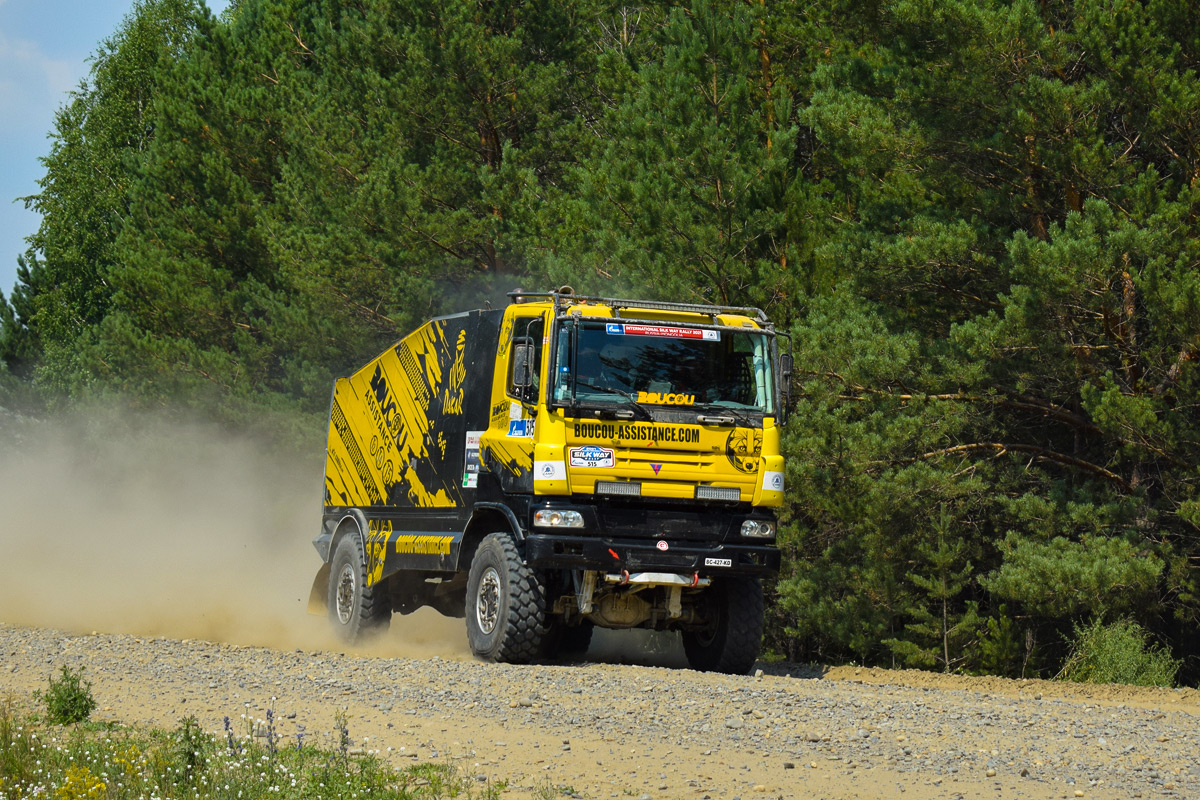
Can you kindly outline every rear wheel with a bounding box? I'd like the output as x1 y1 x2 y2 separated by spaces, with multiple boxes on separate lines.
465 533 546 663
560 620 595 655
541 619 595 660
682 577 763 674
328 534 391 643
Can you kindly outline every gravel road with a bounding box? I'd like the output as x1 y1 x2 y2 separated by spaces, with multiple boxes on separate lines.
3 620 1198 800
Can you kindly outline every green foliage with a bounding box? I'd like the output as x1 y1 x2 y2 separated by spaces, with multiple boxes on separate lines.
574 0 800 308
4 0 205 394
984 533 1163 619
883 507 983 672
0 699 502 800
172 716 209 785
8 0 1200 679
974 609 1032 678
34 665 97 725
1058 618 1181 688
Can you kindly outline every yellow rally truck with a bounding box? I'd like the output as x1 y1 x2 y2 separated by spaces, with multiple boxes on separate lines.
311 289 791 673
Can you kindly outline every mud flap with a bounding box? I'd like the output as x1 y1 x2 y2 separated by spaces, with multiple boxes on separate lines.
307 562 331 615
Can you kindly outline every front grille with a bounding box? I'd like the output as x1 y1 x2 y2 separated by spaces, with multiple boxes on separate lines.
696 485 740 502
596 480 642 497
595 506 731 541
626 552 695 570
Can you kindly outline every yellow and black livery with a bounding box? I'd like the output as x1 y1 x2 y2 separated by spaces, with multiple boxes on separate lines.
313 290 792 674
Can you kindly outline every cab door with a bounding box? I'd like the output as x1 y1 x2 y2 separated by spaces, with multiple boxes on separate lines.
478 308 547 493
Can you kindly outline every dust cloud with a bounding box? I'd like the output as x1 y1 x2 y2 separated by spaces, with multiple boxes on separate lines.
0 406 699 669
0 407 467 660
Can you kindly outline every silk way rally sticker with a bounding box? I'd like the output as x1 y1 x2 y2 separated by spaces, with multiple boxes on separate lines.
569 445 615 468
605 322 719 341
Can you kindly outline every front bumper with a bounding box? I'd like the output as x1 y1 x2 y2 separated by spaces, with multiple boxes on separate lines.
524 533 779 577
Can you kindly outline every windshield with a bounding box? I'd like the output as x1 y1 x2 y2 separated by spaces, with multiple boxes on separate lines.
551 320 775 414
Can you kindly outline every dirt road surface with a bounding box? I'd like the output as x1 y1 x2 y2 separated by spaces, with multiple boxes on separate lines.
3 618 1198 800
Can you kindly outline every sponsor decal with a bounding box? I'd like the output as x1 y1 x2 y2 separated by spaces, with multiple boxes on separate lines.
656 540 669 551
535 460 566 481
726 428 763 474
636 391 695 406
762 470 785 493
508 419 534 438
605 323 720 341
704 557 733 568
572 422 701 444
394 534 453 556
569 445 615 468
462 431 484 488
651 463 662 475
368 365 401 435
509 402 523 421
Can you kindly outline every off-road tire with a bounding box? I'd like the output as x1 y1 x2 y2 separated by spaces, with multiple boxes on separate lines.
541 619 595 660
560 620 594 655
682 576 763 674
328 533 391 643
465 533 546 663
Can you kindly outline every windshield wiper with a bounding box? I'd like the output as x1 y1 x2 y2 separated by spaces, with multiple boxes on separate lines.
572 382 653 420
695 404 758 427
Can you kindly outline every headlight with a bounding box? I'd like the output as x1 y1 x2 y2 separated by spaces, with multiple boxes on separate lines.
740 519 774 538
534 509 585 528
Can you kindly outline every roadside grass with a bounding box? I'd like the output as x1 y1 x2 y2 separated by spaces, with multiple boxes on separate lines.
1057 618 1181 688
0 694 506 800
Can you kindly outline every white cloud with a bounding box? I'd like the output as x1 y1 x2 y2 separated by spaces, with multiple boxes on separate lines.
0 31 75 134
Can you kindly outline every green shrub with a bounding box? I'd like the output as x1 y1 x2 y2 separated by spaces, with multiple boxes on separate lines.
0 699 507 800
1057 618 1180 687
173 716 209 785
34 665 97 724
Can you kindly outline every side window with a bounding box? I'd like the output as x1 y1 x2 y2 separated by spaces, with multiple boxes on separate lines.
507 316 544 401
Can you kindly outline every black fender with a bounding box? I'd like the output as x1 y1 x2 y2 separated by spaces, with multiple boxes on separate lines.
309 511 369 614
457 502 525 571
314 509 369 563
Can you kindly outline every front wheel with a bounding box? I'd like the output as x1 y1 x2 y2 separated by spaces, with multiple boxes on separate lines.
682 576 763 674
465 533 546 663
328 534 391 643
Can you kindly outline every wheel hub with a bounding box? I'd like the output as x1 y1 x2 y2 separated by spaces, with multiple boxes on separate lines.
475 566 501 635
335 563 356 625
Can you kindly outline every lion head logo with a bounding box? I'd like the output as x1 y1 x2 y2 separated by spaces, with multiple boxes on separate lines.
725 429 762 473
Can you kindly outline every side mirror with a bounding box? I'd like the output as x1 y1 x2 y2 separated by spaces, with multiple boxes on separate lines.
779 351 794 406
512 338 535 393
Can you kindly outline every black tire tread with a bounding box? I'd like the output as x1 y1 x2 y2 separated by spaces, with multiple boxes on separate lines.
682 576 763 675
328 533 391 643
468 533 546 664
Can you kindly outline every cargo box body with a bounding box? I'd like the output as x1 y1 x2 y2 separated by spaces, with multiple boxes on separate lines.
321 310 501 580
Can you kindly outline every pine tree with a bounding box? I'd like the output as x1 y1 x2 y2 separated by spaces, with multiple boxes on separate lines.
572 0 799 308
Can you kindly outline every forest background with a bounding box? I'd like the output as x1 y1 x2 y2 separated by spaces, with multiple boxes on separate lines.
2 0 1198 683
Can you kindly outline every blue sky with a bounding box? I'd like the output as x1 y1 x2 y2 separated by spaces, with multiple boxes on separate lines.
0 0 229 303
